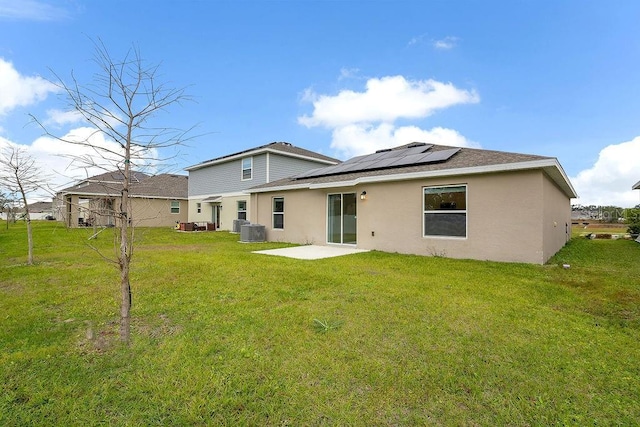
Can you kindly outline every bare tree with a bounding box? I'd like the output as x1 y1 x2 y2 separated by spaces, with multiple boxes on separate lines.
33 40 193 344
0 146 49 264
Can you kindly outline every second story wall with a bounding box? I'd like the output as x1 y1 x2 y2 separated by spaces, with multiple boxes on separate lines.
189 154 267 196
188 152 334 197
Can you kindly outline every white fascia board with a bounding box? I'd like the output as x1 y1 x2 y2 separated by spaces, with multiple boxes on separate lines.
185 148 338 171
247 182 313 194
633 180 640 190
250 159 578 198
189 191 248 200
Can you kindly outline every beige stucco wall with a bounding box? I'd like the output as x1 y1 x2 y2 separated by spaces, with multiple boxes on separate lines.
541 173 572 262
190 195 251 231
252 169 571 264
131 198 188 227
60 195 187 228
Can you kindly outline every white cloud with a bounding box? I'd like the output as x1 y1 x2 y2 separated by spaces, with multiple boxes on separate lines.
0 0 71 21
407 34 427 47
298 75 479 159
1 127 159 200
338 67 360 80
0 58 58 116
571 136 640 207
433 36 459 50
331 124 478 158
299 75 479 128
44 109 85 127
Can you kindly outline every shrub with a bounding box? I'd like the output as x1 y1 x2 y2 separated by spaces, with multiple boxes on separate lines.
628 222 640 235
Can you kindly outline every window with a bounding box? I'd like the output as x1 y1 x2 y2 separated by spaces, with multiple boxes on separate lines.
170 201 180 214
241 157 253 180
423 185 467 238
237 200 247 220
196 202 201 214
273 197 284 229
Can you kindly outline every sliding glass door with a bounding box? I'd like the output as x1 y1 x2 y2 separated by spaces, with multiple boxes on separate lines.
327 193 357 245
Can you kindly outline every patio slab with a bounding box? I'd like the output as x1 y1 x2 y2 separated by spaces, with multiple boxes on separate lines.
253 245 369 260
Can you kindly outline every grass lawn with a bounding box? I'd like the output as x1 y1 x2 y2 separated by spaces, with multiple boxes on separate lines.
1 221 639 425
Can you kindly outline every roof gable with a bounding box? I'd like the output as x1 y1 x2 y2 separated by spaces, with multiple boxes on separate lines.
185 141 340 171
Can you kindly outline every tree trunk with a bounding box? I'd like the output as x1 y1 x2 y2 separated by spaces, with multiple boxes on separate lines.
119 128 133 344
18 184 33 265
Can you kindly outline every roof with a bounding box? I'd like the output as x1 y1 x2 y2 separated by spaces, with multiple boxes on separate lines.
26 201 52 212
58 172 188 199
184 141 340 171
633 180 640 190
81 170 150 184
249 143 577 198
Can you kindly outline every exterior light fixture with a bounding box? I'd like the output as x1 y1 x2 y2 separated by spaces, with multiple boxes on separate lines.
360 191 367 200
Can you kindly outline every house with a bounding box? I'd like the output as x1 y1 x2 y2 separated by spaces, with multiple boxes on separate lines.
24 201 53 220
248 143 577 264
185 141 340 231
54 171 188 228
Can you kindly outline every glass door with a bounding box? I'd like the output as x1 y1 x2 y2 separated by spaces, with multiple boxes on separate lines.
327 193 357 244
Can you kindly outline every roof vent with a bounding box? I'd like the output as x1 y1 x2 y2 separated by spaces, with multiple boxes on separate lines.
375 148 392 153
407 142 427 148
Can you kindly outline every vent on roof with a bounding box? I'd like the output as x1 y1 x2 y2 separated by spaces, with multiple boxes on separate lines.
375 148 392 153
407 142 427 148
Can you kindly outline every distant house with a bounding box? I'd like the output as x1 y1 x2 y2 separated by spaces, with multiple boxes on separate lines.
54 171 188 228
25 201 53 220
185 142 339 231
248 143 577 264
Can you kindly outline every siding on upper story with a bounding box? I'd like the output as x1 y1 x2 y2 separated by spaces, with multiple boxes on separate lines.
188 152 332 197
267 154 330 183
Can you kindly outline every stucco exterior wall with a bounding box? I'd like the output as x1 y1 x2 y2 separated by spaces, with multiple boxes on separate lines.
252 189 327 244
131 198 188 227
59 195 187 228
252 169 571 264
541 173 572 262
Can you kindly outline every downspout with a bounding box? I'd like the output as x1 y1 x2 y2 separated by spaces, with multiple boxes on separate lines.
266 152 270 183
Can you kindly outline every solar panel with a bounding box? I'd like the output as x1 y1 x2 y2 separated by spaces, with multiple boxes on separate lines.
423 148 461 163
293 145 457 179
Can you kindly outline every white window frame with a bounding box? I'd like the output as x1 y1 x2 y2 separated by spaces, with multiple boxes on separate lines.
196 202 201 214
423 184 467 239
237 200 247 220
272 197 284 230
170 200 180 214
241 157 253 181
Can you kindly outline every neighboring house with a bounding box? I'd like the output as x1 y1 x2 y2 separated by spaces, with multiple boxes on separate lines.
248 142 577 264
185 141 340 231
54 171 188 228
24 201 53 220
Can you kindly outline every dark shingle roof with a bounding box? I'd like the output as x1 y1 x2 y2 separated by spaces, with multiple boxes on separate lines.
633 180 640 190
59 172 188 199
185 141 340 171
249 144 576 198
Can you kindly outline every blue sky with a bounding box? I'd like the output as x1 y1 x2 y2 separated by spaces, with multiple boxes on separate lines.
1 0 640 206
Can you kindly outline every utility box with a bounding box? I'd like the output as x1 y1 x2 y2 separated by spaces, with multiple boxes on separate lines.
240 224 265 242
232 219 250 233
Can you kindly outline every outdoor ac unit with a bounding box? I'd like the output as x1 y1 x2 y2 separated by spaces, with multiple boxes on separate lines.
240 224 265 242
232 219 249 233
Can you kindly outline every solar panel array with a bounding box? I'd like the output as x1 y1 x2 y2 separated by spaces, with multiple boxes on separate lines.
294 144 461 179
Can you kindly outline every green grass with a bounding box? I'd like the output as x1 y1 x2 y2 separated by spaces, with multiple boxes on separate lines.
1 221 639 425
